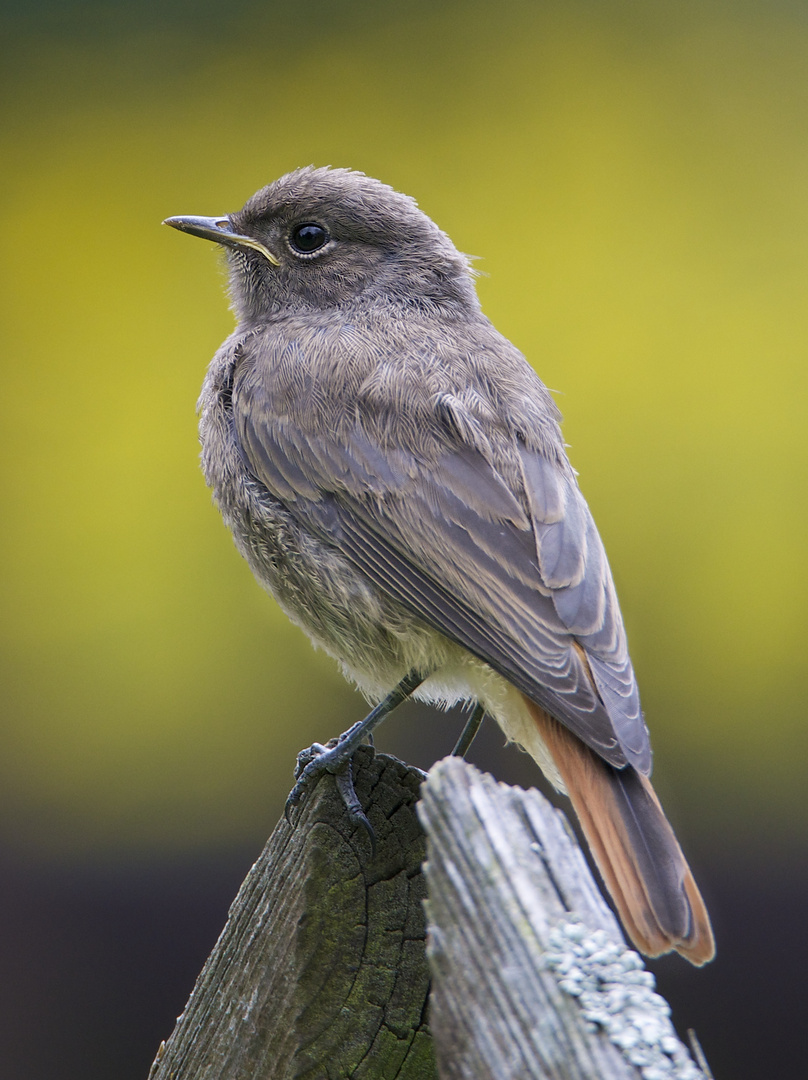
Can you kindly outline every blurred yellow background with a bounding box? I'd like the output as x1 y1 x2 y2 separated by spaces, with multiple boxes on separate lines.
1 5 806 1077
3 0 806 858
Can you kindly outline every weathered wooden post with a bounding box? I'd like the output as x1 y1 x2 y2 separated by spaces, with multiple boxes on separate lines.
148 748 708 1080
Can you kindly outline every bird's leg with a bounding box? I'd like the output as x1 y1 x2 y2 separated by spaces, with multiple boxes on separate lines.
285 669 427 849
451 702 487 758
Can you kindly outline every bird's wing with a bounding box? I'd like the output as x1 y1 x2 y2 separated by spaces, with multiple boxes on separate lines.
234 358 649 772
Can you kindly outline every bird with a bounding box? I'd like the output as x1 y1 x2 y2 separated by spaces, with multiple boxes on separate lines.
164 166 715 965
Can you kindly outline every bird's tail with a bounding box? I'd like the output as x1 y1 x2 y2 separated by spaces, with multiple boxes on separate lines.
522 697 715 964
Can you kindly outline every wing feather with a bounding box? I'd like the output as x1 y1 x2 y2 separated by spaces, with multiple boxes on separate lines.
234 343 650 772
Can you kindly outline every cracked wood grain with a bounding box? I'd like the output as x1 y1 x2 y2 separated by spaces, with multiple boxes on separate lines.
419 758 707 1080
148 747 436 1080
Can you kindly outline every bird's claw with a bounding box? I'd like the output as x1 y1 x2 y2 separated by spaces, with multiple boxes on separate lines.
284 738 377 854
284 742 328 823
334 769 376 857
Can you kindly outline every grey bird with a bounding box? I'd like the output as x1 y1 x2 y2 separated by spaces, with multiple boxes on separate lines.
164 167 714 964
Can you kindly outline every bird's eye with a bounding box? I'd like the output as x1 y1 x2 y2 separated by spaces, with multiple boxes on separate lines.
289 223 329 255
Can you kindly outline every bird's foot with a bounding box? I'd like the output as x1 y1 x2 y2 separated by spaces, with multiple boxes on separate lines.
283 671 427 856
284 735 376 854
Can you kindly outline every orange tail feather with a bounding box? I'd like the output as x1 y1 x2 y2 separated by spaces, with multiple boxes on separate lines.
523 697 715 965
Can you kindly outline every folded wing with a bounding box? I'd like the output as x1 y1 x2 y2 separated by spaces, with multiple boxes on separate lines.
235 356 650 773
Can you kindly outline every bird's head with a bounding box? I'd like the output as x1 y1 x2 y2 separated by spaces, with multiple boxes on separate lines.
164 166 479 323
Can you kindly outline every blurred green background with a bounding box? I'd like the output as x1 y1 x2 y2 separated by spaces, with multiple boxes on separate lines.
1 1 806 1077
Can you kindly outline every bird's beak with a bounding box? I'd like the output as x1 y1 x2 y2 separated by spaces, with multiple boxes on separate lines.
163 214 280 266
